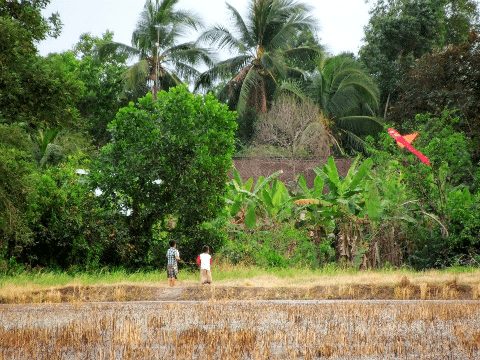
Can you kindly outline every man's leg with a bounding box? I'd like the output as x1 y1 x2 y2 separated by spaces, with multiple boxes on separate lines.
167 266 175 287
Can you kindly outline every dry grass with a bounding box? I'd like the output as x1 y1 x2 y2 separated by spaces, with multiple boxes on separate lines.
1 301 479 359
1 267 479 303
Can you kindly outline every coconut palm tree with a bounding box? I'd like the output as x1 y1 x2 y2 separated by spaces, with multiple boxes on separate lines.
305 54 383 153
195 0 321 115
275 54 382 153
98 0 212 98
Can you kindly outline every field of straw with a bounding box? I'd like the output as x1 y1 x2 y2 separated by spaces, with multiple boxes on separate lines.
1 300 479 359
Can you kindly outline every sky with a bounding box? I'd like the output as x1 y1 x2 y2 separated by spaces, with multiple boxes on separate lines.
38 0 372 57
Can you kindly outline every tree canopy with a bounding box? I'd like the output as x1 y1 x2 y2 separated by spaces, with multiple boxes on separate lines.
360 0 480 109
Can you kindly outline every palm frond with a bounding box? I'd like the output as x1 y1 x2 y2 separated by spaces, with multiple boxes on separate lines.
171 9 203 31
158 69 182 89
335 116 384 135
124 59 150 92
226 2 255 48
197 26 245 52
166 60 200 81
96 42 140 61
339 129 368 154
194 56 251 91
164 42 214 67
237 67 264 115
274 79 307 101
260 51 286 79
284 46 323 62
267 12 317 51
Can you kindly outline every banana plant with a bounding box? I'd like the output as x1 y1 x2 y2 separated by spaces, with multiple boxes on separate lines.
259 179 292 224
226 168 284 228
295 156 373 217
318 156 373 215
294 156 374 263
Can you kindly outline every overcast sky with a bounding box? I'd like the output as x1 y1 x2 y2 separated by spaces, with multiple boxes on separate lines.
38 0 372 57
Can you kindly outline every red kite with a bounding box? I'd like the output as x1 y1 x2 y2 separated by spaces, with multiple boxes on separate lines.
387 128 431 166
397 132 418 149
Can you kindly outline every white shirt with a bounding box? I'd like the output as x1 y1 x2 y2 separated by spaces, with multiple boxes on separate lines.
199 253 211 271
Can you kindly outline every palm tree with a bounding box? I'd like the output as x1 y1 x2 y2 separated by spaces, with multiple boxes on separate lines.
195 0 321 115
306 54 382 153
98 0 211 98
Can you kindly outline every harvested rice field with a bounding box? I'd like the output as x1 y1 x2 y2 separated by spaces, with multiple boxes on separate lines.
1 300 479 359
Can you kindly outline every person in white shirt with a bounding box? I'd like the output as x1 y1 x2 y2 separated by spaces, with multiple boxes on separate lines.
196 245 212 285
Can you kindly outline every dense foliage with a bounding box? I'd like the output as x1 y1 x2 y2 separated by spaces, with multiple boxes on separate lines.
390 32 480 161
1 0 479 272
360 0 479 108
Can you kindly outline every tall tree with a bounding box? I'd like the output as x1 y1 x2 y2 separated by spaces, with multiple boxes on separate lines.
360 0 480 113
0 0 81 129
278 54 382 153
195 0 321 115
0 124 35 260
73 32 129 145
0 0 62 42
98 0 211 98
92 86 237 266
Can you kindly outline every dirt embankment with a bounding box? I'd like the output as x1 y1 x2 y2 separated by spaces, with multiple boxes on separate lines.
1 277 479 304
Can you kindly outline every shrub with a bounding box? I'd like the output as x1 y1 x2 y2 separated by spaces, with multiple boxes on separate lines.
219 225 333 268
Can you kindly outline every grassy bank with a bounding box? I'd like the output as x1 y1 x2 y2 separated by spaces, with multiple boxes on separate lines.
1 265 479 303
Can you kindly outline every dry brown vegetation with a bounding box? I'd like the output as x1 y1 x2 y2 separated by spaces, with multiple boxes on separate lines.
253 95 331 158
1 301 479 359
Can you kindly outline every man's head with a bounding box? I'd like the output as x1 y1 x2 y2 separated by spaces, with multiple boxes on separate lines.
169 240 176 248
202 245 209 253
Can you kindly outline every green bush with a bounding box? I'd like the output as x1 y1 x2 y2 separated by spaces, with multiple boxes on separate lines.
24 154 104 269
218 225 334 268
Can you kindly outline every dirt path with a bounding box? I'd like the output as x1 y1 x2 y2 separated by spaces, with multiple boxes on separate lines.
153 286 184 300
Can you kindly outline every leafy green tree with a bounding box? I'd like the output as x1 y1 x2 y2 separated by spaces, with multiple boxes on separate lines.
0 124 35 261
92 86 237 266
0 16 83 128
368 109 478 268
0 0 62 42
195 0 320 115
22 155 97 268
390 32 480 161
98 0 211 98
360 0 479 110
73 32 130 145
